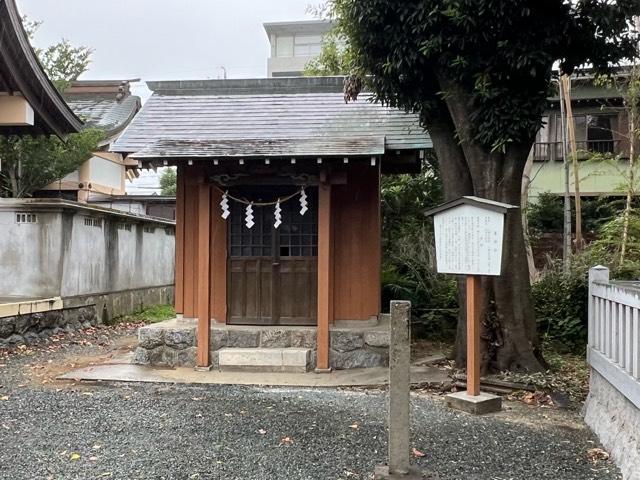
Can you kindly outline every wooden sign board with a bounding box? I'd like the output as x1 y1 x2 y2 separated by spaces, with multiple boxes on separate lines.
426 196 516 277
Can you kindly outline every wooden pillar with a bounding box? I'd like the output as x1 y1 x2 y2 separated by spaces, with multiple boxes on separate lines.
316 177 333 372
175 164 185 315
196 183 211 368
466 275 482 396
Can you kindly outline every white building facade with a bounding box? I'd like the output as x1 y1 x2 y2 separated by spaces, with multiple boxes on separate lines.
264 20 333 77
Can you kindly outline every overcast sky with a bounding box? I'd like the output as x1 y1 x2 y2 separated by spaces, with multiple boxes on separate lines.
17 0 316 99
17 0 315 193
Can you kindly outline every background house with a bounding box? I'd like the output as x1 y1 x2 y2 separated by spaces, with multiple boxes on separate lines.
37 79 142 202
529 73 632 199
264 20 332 77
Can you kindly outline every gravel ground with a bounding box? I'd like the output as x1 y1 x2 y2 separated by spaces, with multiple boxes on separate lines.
0 329 622 480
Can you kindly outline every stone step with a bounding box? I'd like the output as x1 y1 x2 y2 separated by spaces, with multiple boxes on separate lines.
218 347 311 373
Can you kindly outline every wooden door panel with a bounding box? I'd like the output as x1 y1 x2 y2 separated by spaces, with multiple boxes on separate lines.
278 258 317 325
228 258 272 324
227 186 318 326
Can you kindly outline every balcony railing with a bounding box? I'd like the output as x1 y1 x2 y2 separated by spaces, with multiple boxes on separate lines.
533 140 622 161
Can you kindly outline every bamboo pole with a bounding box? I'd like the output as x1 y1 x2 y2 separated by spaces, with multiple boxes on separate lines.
559 78 573 271
562 74 583 251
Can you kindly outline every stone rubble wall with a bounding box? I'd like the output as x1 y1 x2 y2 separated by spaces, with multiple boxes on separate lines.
0 286 175 349
0 306 98 348
133 322 390 370
583 369 640 480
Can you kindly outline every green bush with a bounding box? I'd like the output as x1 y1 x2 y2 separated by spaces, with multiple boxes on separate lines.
381 156 459 340
533 259 589 353
533 209 640 353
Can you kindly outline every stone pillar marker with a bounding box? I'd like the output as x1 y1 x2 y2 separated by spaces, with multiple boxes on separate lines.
375 301 424 480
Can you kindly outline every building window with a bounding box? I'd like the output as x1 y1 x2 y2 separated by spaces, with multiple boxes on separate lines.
15 213 37 224
555 113 618 153
84 217 102 228
164 227 175 236
294 34 322 56
275 35 294 57
117 223 132 232
534 113 620 161
143 226 156 234
274 34 323 58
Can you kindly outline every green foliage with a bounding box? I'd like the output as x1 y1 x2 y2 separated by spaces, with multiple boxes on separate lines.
0 129 104 198
533 259 589 353
38 40 93 92
534 209 640 353
381 157 458 339
528 193 623 237
327 0 639 149
304 33 351 76
159 168 177 196
0 17 99 198
111 304 176 325
22 16 93 91
527 192 565 235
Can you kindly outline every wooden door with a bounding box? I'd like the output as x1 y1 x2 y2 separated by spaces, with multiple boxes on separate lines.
227 186 317 325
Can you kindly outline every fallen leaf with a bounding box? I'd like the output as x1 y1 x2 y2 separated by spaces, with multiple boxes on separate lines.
412 447 426 458
92 445 102 450
280 436 293 446
82 392 93 396
587 448 610 464
70 452 81 461
89 456 98 461
0 396 8 401
349 423 359 430
258 429 267 435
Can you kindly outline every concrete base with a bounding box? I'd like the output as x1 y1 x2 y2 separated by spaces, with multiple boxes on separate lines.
218 347 310 373
374 465 437 479
445 391 502 415
194 365 213 372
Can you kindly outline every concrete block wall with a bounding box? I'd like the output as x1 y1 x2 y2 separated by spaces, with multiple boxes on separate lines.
584 370 640 480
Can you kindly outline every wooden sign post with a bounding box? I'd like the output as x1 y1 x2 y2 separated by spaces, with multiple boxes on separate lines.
425 196 516 414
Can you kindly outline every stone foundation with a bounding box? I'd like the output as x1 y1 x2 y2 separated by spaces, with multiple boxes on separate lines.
0 306 98 348
133 318 390 370
583 369 640 480
0 285 175 349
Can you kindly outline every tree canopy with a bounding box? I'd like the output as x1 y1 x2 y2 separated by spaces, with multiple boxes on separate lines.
159 168 177 196
0 18 101 198
321 0 640 372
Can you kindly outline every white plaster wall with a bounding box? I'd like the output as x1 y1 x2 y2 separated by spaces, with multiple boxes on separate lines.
0 210 63 298
0 202 175 300
584 369 640 480
60 213 108 297
89 156 122 191
140 227 175 287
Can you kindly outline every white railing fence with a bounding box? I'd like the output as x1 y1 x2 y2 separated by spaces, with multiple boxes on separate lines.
588 266 640 409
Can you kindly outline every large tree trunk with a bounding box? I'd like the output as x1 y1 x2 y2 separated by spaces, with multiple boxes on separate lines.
432 78 546 373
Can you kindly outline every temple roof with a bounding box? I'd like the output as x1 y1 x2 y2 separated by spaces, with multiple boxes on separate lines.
111 77 432 160
64 80 141 140
0 0 82 136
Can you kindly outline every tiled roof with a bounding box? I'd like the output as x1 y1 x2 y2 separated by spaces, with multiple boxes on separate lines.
111 77 431 159
65 93 140 138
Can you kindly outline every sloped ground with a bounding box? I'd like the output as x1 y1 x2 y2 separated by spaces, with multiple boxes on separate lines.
0 327 621 480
